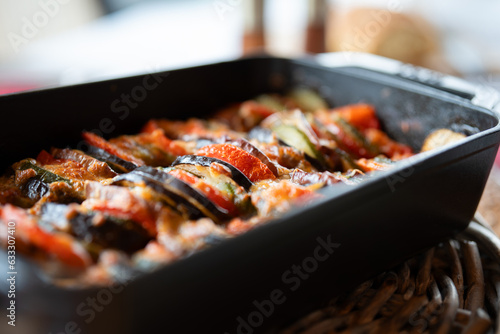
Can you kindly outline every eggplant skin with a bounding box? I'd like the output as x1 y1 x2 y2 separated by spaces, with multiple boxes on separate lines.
113 167 232 223
248 126 275 143
227 138 279 177
86 145 138 173
70 213 151 254
171 155 253 191
40 203 152 254
21 177 49 201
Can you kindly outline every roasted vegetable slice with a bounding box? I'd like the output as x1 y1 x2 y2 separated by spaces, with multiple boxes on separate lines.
86 145 138 173
330 104 381 131
226 138 279 177
167 169 239 216
52 148 117 178
113 167 232 223
196 144 276 182
12 159 73 202
83 182 159 236
172 155 253 190
287 88 328 112
172 163 254 215
263 110 329 169
0 204 92 267
364 128 413 159
83 132 145 166
15 160 71 185
41 203 152 254
272 125 323 162
356 156 393 172
421 129 466 152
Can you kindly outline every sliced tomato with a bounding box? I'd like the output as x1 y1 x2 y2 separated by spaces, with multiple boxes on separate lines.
140 124 189 156
331 104 380 131
36 150 62 165
84 183 157 236
145 130 188 157
0 205 91 267
142 119 206 138
82 132 145 166
168 169 239 216
364 129 413 160
196 144 276 182
240 101 276 119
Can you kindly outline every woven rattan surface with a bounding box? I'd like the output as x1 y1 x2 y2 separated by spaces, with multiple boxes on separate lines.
278 219 500 334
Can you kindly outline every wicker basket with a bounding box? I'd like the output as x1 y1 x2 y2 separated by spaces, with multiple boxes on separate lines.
279 216 500 334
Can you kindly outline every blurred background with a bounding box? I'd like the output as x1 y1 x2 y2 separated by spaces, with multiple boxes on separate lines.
0 0 499 223
1 0 499 89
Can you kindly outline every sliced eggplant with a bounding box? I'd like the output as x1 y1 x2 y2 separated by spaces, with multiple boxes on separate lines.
113 167 231 223
70 213 151 254
171 155 253 191
172 164 255 216
41 203 151 254
86 145 138 173
226 138 279 177
40 203 71 232
21 178 49 201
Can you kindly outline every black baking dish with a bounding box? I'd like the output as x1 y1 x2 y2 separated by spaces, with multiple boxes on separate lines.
1 53 499 334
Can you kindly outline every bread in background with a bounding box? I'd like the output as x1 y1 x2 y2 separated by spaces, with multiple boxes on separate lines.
327 7 457 75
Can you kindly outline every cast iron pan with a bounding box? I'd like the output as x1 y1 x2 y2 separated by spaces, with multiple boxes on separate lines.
0 53 499 333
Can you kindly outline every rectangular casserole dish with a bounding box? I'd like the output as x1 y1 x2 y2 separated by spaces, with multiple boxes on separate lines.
0 53 499 334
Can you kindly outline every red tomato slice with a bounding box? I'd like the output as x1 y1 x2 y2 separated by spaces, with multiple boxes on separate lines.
325 119 374 158
0 205 91 267
146 130 188 157
365 129 413 160
196 144 276 182
36 150 60 165
84 183 157 236
240 101 276 119
332 104 380 131
82 132 145 166
168 169 238 216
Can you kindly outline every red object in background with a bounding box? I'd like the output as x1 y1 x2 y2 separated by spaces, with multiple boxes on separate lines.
495 148 500 167
0 85 38 95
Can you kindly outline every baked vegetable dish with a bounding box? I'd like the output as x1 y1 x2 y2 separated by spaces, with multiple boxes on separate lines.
0 90 419 285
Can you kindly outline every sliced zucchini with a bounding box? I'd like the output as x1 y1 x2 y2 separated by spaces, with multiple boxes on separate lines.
272 124 325 165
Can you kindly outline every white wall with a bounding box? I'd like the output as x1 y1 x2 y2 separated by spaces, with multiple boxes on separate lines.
0 0 103 62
